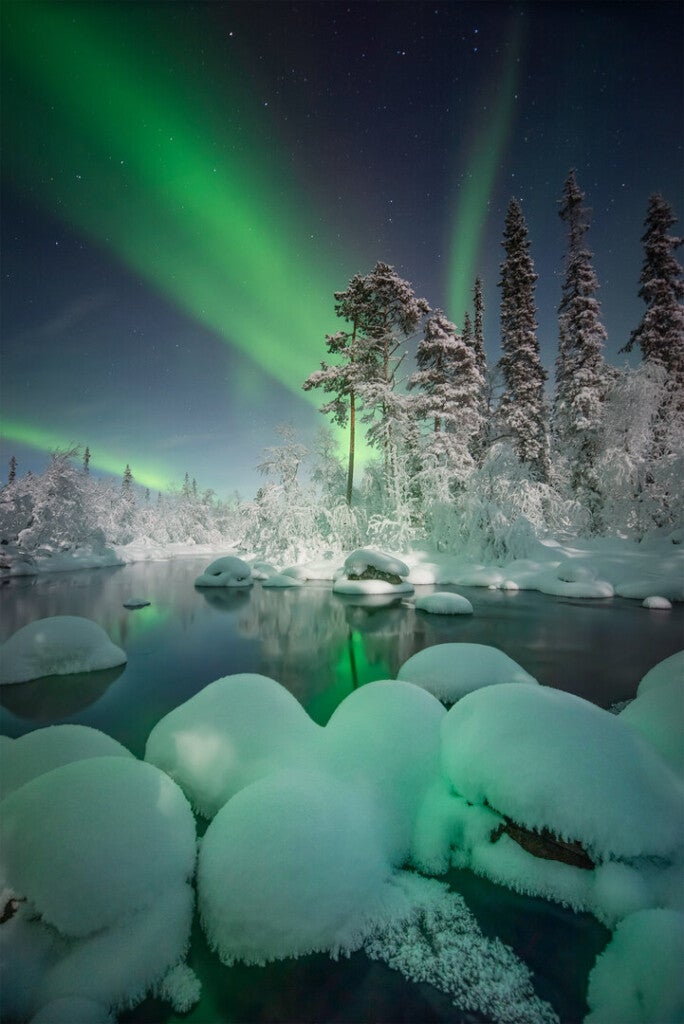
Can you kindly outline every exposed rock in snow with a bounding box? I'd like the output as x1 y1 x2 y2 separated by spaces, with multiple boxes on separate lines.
194 555 253 588
0 617 126 685
397 643 538 704
414 592 474 615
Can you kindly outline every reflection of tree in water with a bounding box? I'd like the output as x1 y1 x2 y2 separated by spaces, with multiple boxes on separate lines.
338 597 430 680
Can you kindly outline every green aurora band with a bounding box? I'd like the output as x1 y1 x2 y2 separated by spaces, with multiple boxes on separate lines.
448 18 524 326
1 2 367 483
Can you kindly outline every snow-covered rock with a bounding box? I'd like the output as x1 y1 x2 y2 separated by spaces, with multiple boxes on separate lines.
334 549 414 595
0 725 133 801
343 548 410 579
323 680 445 864
0 617 127 685
397 643 538 703
194 555 253 588
1 756 196 939
642 595 672 610
122 598 150 609
414 592 474 615
584 909 684 1023
197 769 391 965
440 684 684 864
637 650 684 695
620 675 684 776
145 674 322 818
249 561 278 580
261 573 305 588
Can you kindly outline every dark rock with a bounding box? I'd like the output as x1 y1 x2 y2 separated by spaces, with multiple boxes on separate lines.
490 814 595 871
347 566 404 585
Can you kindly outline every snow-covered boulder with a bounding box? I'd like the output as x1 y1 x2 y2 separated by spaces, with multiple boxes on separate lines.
397 643 538 704
0 725 133 801
145 674 322 818
323 680 445 863
642 595 672 610
122 598 150 609
555 559 597 583
334 549 413 596
440 683 684 864
197 769 391 965
194 555 253 588
414 592 473 615
0 617 126 685
249 561 278 580
620 671 684 776
261 573 304 588
584 909 684 1024
1 756 196 939
637 650 684 695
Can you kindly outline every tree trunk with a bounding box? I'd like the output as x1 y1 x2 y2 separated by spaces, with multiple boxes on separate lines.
346 390 355 506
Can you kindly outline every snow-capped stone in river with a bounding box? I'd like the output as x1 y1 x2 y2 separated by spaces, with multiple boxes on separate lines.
334 548 414 596
261 573 305 588
415 592 474 615
0 616 127 685
194 555 253 588
397 642 537 703
123 598 151 609
642 595 672 610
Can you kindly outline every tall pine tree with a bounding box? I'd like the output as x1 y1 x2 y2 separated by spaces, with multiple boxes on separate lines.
554 170 607 530
624 194 684 390
498 199 550 481
471 277 490 460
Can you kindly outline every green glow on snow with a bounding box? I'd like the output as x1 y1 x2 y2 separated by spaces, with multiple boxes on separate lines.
448 19 524 324
0 418 174 492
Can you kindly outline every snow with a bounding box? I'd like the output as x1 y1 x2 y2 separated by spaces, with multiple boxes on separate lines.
248 560 278 579
1 756 196 938
0 725 133 801
343 548 410 578
323 679 445 863
144 674 322 818
620 676 684 776
397 643 538 703
440 683 684 863
414 592 474 614
30 997 114 1024
333 577 414 595
194 554 253 587
261 572 305 588
122 597 150 609
637 650 684 694
642 594 672 609
197 768 392 965
584 909 684 1023
0 616 127 685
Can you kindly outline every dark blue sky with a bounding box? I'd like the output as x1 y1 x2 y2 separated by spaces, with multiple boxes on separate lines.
1 1 682 498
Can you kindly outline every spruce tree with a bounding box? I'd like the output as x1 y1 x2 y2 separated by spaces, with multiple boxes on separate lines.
121 464 133 493
624 194 684 390
498 199 550 481
8 456 17 485
409 309 485 491
83 446 91 475
471 277 490 460
554 170 607 529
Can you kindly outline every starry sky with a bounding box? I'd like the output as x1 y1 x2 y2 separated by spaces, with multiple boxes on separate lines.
1 1 682 499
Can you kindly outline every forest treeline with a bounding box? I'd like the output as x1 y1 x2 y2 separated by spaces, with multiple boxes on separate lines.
2 175 682 568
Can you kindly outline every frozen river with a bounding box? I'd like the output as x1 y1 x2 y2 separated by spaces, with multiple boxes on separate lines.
1 556 682 1023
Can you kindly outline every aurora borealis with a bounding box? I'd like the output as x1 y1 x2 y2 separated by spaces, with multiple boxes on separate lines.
1 1 682 497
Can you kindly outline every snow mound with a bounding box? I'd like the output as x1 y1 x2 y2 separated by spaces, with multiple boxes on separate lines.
555 559 597 583
261 573 305 588
249 561 278 579
397 643 538 703
194 555 253 588
0 725 133 801
617 578 684 601
1 756 196 938
642 595 672 609
323 680 445 863
145 674 322 818
343 548 410 578
415 592 474 615
440 683 684 861
620 676 684 776
585 909 684 1023
637 650 684 695
0 616 127 685
333 577 414 595
535 573 614 599
198 769 391 965
122 598 150 609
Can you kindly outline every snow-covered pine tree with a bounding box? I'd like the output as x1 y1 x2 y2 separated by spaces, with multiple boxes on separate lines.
121 464 133 494
409 309 485 498
554 170 607 531
624 193 684 389
83 446 91 475
498 199 550 482
8 456 17 486
470 277 490 461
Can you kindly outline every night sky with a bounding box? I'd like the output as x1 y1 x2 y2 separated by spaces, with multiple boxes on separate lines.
1 1 682 499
